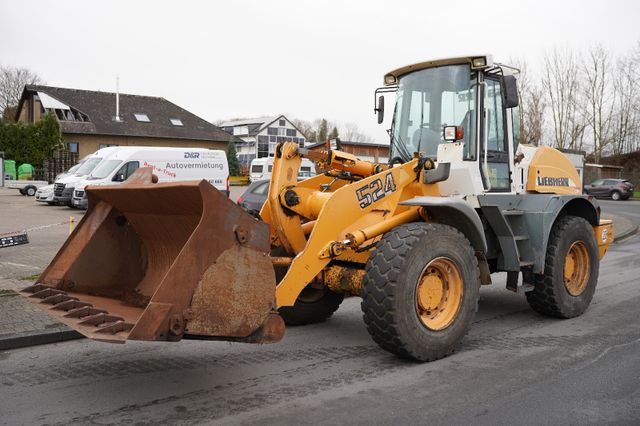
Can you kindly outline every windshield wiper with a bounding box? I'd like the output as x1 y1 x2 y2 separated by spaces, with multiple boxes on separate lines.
390 131 412 162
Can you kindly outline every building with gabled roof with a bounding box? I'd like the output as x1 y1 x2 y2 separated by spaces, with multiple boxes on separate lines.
220 115 306 171
16 85 240 158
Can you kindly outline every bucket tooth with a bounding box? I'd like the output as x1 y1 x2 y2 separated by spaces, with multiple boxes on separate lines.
64 306 108 319
40 294 79 305
52 300 93 311
77 313 124 326
21 283 52 294
29 288 66 299
95 321 134 335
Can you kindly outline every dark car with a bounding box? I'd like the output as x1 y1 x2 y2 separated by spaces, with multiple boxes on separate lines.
584 178 634 201
237 179 269 218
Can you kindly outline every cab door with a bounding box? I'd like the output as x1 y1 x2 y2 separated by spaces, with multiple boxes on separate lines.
480 77 512 192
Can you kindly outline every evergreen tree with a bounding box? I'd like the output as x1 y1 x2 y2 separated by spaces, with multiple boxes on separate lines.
0 112 62 167
226 140 241 176
317 118 328 142
328 126 339 139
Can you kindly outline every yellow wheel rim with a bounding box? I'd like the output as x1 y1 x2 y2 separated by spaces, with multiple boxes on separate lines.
415 257 463 331
564 241 591 296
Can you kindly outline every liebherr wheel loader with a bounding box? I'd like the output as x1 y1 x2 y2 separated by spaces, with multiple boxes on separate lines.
20 55 613 361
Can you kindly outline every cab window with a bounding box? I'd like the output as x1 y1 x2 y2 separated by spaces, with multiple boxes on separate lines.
113 161 140 182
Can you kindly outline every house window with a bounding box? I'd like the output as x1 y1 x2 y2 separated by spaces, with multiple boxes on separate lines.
134 113 150 122
258 136 269 158
269 136 276 142
286 129 296 137
67 142 79 153
169 118 183 126
278 128 286 136
267 127 278 136
234 126 249 135
279 119 286 126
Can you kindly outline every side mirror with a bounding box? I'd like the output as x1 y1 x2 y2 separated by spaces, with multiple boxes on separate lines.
502 75 519 108
376 96 385 124
113 173 125 182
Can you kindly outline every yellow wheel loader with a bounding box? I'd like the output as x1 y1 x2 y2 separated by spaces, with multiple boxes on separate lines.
20 55 613 361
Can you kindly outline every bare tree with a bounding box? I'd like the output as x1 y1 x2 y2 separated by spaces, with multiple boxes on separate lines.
0 66 44 121
542 48 584 150
509 58 546 146
524 85 546 145
610 52 639 155
340 122 374 143
582 45 616 161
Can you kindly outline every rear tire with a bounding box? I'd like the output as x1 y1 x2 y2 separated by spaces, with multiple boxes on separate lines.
25 186 36 196
279 286 344 326
611 190 621 201
525 215 599 318
361 222 480 362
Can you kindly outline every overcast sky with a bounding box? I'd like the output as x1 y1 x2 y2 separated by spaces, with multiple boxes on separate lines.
2 0 639 142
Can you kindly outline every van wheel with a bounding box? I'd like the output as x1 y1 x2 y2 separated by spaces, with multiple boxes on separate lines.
526 216 599 318
25 186 37 196
361 223 480 362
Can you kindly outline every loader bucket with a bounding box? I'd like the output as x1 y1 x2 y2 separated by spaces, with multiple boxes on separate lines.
19 168 284 344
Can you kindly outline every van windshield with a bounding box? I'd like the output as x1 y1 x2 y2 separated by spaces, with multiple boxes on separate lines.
88 160 122 180
74 158 102 175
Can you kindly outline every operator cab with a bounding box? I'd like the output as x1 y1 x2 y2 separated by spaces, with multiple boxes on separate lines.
377 55 520 196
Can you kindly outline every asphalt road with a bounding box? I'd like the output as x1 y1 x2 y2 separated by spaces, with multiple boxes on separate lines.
1 189 639 425
599 199 640 226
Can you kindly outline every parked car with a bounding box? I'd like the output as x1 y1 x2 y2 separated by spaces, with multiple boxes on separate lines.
35 184 56 205
237 180 270 218
584 178 634 201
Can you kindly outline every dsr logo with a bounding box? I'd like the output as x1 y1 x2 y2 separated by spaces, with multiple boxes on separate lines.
184 152 200 158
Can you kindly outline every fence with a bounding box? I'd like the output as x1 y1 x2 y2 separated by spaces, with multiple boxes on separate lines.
43 149 79 183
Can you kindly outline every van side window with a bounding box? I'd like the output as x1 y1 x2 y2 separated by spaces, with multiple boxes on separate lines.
113 161 140 182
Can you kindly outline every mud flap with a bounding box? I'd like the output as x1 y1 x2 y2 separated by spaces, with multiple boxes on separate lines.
19 168 284 344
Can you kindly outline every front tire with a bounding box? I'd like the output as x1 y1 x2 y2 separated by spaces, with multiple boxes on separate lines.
361 223 480 362
279 285 344 326
525 216 599 318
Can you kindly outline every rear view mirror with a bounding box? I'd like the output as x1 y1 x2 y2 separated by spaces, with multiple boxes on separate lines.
502 75 519 108
376 96 385 124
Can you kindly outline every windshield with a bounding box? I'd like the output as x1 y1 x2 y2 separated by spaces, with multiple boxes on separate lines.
74 157 103 175
88 160 122 179
390 64 477 161
68 163 82 173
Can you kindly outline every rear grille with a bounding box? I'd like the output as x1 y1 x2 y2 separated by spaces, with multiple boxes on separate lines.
54 183 65 196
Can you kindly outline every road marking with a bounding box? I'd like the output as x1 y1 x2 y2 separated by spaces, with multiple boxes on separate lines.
4 262 40 269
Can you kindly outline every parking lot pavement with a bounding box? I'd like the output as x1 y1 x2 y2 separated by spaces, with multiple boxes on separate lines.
0 188 85 349
0 185 636 351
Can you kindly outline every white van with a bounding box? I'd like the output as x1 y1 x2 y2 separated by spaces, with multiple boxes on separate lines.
71 147 229 209
249 157 316 182
53 147 122 205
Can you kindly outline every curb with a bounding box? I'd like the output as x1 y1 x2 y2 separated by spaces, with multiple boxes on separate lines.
615 224 639 242
0 328 83 351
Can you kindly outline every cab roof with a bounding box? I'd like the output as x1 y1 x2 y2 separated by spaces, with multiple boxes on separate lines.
383 55 494 86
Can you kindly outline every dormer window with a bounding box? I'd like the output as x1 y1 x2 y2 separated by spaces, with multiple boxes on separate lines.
169 118 183 126
134 113 150 122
